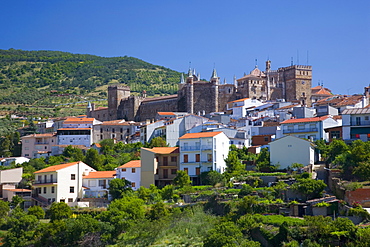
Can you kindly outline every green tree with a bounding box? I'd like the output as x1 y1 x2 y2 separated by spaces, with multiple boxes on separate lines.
173 170 191 188
27 205 45 219
3 212 39 247
10 195 24 209
200 170 224 186
146 136 168 148
108 178 132 200
256 147 272 171
0 200 10 218
225 150 245 175
84 148 103 171
291 178 326 200
48 202 72 222
62 145 84 162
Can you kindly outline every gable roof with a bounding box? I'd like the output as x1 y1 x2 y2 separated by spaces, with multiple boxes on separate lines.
64 117 95 124
83 170 116 179
118 160 141 168
179 131 223 139
228 98 250 104
34 161 82 173
280 116 330 124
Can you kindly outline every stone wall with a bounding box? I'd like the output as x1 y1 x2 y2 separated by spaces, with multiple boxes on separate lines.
137 97 178 121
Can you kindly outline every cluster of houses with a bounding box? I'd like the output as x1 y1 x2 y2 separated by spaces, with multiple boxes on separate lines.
1 85 370 208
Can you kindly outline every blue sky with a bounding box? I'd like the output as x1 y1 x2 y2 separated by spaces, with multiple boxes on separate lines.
1 0 369 95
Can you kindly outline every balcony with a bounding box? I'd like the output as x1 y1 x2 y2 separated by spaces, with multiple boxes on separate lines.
35 142 49 145
349 120 370 126
283 128 318 134
34 179 58 184
181 145 213 151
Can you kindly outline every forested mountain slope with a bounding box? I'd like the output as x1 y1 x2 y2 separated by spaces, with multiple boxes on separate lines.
0 49 181 106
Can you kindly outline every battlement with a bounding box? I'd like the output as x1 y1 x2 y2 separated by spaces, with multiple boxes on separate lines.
108 85 130 91
278 65 312 71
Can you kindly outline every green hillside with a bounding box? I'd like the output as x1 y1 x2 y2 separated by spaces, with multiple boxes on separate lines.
0 49 182 117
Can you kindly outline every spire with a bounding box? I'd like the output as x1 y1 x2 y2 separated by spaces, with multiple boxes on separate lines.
188 68 193 77
87 101 92 109
223 78 226 84
180 73 185 84
255 58 258 68
234 75 237 88
211 68 218 79
197 73 201 80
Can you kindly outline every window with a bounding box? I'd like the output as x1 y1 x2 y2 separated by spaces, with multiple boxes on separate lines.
330 131 341 139
122 168 126 172
196 167 200 175
25 147 29 150
184 154 188 163
70 186 75 193
171 169 177 175
37 188 41 194
196 154 200 162
25 139 29 143
71 174 76 180
298 125 305 130
68 198 73 202
264 137 269 142
60 199 65 202
132 168 136 173
51 187 55 193
43 187 47 194
131 182 136 188
163 157 168 166
112 128 115 133
365 116 369 121
171 156 177 162
100 129 103 133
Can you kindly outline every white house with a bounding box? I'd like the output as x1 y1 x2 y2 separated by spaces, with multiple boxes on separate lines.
269 135 315 169
342 108 370 141
115 160 141 190
57 117 102 147
227 98 264 119
278 115 340 141
0 157 30 166
179 131 230 184
33 161 96 206
82 170 116 200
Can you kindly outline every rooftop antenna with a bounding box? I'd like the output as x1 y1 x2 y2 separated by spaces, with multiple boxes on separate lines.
297 50 299 65
255 59 258 68
291 57 293 66
306 50 309 65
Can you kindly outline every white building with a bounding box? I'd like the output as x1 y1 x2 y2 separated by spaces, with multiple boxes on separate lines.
33 161 96 206
82 170 116 200
115 160 141 190
179 131 230 184
269 135 315 169
57 117 102 147
0 157 30 166
342 108 370 141
278 115 340 141
227 98 264 119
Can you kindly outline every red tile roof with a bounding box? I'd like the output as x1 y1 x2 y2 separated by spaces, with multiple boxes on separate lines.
34 161 81 173
4 189 32 192
314 88 332 95
22 133 56 138
281 116 330 124
64 117 95 124
228 98 250 104
179 131 223 139
142 147 179 154
58 128 91 130
157 112 176 115
118 160 141 168
83 170 116 179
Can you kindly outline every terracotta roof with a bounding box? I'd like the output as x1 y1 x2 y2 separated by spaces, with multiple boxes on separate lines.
94 143 102 148
22 133 56 138
4 189 31 192
314 88 332 96
142 147 179 154
228 98 250 104
281 116 330 124
100 120 129 125
315 95 363 107
83 170 116 179
94 107 108 111
34 161 82 173
157 112 176 116
64 117 95 123
118 160 141 168
179 131 223 139
262 121 280 127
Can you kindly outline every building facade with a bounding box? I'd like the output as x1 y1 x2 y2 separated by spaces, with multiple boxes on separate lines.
87 61 312 122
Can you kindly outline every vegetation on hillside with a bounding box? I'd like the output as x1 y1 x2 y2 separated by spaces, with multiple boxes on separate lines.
0 49 182 117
